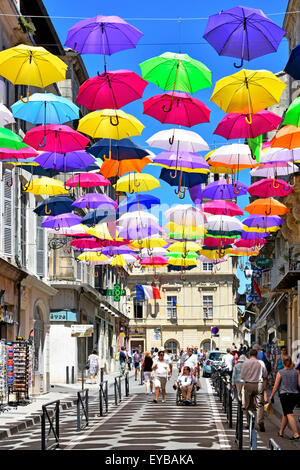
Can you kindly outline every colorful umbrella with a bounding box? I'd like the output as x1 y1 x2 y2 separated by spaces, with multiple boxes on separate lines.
65 173 110 188
147 128 209 152
140 256 168 267
260 147 300 163
70 238 103 251
110 254 137 267
203 6 286 68
100 157 152 178
284 44 300 80
205 149 239 175
205 215 243 233
201 178 248 199
81 208 117 226
0 146 38 160
118 224 162 240
229 247 259 256
131 238 168 249
0 128 31 150
0 104 15 126
77 109 144 140
244 198 289 216
0 44 67 101
139 247 168 259
34 150 95 171
168 241 200 253
214 110 282 140
160 168 208 198
248 178 293 197
77 252 110 264
250 162 298 178
11 93 79 124
282 97 300 127
208 144 259 169
89 138 150 161
242 214 284 232
72 193 116 209
33 196 74 216
234 238 266 248
76 70 147 111
41 213 82 229
118 211 158 228
271 125 300 149
86 224 113 240
23 177 69 196
23 124 90 152
114 172 160 193
203 237 234 248
165 205 207 225
203 200 244 216
151 151 209 173
166 223 206 240
143 92 211 126
118 194 160 213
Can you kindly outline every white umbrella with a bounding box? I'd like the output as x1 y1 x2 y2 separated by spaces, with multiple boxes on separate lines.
209 144 257 168
139 247 168 258
117 211 158 227
146 128 209 153
250 162 298 178
205 215 243 232
0 104 15 126
165 204 207 225
260 147 300 163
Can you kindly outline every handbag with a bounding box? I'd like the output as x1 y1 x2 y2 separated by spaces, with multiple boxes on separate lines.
264 402 273 416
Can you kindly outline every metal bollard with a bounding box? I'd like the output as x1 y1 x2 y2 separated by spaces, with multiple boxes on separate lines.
235 396 243 450
66 366 69 384
248 411 257 450
71 366 75 384
269 438 281 450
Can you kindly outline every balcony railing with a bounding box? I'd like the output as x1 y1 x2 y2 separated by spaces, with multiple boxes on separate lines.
270 254 300 291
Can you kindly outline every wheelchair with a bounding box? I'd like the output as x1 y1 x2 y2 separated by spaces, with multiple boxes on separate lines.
175 383 198 406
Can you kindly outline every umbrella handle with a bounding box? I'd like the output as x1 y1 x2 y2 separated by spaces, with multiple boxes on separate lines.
264 207 272 216
110 115 119 126
175 188 186 199
38 135 47 148
6 175 13 187
169 135 174 145
233 57 244 69
45 205 51 215
115 190 122 196
64 182 72 191
20 91 30 103
97 251 102 256
170 168 178 179
54 224 61 232
273 178 280 189
153 272 159 282
22 181 33 191
162 96 174 113
180 268 186 281
232 183 241 195
245 114 252 125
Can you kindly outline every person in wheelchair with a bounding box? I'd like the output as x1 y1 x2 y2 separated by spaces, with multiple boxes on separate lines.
173 366 200 405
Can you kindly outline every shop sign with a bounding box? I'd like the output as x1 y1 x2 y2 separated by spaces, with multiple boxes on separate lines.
277 340 285 346
70 324 94 337
247 294 262 303
255 258 273 269
100 284 126 301
49 310 77 322
252 269 262 278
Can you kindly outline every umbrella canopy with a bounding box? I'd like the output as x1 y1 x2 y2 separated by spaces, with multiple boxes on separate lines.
147 128 209 153
11 93 79 124
23 124 90 152
0 128 31 150
140 256 168 267
139 247 168 258
33 196 74 216
65 173 110 188
114 173 160 193
205 149 239 175
77 109 144 140
229 247 259 256
234 238 266 248
168 241 200 253
203 236 234 248
89 138 150 160
65 15 143 55
201 178 248 199
131 238 168 249
152 151 209 173
0 146 38 160
282 97 300 127
250 162 298 178
23 177 69 196
165 205 207 225
284 44 300 80
70 237 103 251
210 69 286 116
214 110 282 140
86 224 113 240
143 92 211 127
72 193 116 209
41 213 82 229
200 248 231 260
35 150 95 171
0 104 15 126
205 215 244 233
244 198 290 216
52 223 88 236
81 208 117 226
166 222 206 240
271 125 300 149
208 144 259 169
0 44 67 92
100 157 152 178
248 178 293 197
118 194 160 213
189 184 203 205
77 252 110 263
203 200 244 216
118 224 161 240
203 6 285 66
140 52 212 93
260 147 300 163
167 257 197 267
160 168 208 193
242 214 284 231
76 70 147 111
118 211 158 227
102 245 134 256
110 254 137 267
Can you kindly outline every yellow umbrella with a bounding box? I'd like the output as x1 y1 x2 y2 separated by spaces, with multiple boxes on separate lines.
168 257 197 267
166 222 206 238
167 241 201 252
205 149 239 174
242 225 280 233
77 252 109 263
86 224 113 240
23 177 68 195
210 69 286 123
77 109 144 140
0 44 67 102
200 248 231 260
114 172 160 193
131 238 168 249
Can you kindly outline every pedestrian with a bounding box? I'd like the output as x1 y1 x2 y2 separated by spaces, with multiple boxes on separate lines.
252 343 271 403
142 351 154 394
232 354 246 404
127 350 132 371
269 355 300 439
150 347 155 356
87 350 99 384
240 349 267 431
222 348 235 379
180 345 199 376
152 350 170 403
173 365 200 405
119 346 127 376
133 349 143 381
164 347 173 376
274 346 289 375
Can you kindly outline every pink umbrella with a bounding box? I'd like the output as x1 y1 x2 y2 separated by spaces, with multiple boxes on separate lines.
248 178 293 197
214 110 282 139
76 70 148 111
65 172 111 188
143 91 211 127
23 124 90 153
203 200 244 216
203 237 235 247
234 238 266 248
70 237 103 250
140 256 168 266
0 146 38 160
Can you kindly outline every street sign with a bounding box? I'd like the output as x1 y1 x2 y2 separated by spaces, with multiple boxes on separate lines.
211 326 219 335
255 257 273 269
70 324 94 337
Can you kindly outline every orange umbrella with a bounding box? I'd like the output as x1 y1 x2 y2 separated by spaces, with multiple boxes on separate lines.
100 156 151 178
244 197 289 216
271 125 300 149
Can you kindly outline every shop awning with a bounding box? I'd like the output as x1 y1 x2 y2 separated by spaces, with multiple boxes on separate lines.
252 293 286 330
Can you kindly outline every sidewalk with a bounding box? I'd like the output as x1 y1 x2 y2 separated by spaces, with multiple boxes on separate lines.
0 369 133 441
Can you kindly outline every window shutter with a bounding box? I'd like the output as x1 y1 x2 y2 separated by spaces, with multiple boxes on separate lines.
20 192 27 267
3 169 14 257
36 216 45 277
76 261 83 281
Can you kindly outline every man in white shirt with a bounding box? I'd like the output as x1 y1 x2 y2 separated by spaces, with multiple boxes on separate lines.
164 347 173 375
222 348 235 378
180 345 199 376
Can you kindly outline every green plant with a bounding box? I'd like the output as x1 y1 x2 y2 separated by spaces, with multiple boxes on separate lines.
18 16 36 35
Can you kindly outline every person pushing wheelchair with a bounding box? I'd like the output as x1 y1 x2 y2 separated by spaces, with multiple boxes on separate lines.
173 366 200 405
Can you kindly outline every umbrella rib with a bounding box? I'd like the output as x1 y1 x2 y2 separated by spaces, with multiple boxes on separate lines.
218 21 245 57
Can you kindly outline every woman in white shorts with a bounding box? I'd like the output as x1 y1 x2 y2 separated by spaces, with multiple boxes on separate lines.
143 351 153 394
152 350 170 403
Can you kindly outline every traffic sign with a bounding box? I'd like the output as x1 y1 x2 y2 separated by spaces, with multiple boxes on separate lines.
211 326 219 335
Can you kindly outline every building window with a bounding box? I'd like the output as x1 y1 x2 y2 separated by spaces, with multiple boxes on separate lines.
36 216 45 277
167 296 177 319
203 262 213 271
133 297 143 319
203 295 213 319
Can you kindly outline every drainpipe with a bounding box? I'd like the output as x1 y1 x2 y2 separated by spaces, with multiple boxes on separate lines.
17 281 21 338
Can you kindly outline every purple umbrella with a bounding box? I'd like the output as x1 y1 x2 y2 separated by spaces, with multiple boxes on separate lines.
35 150 96 172
152 151 209 172
189 184 203 205
102 245 134 256
201 178 248 200
242 214 284 229
203 6 286 68
72 193 117 209
41 213 82 229
65 15 143 72
241 230 269 240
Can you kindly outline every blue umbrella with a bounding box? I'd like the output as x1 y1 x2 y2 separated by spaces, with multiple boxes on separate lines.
89 138 150 160
11 92 80 124
34 197 74 216
118 194 160 214
159 168 208 199
34 150 96 172
81 207 117 226
285 44 300 80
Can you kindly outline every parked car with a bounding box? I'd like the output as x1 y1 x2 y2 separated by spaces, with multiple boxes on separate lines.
202 350 227 377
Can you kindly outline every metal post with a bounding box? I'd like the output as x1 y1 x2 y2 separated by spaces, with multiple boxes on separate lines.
248 411 257 450
227 384 233 428
118 376 121 402
66 366 69 384
235 396 243 450
269 438 281 450
114 378 118 405
71 366 75 384
100 367 104 383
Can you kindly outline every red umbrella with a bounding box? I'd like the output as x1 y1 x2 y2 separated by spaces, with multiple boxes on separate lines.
140 256 168 266
213 110 282 139
248 178 293 197
23 124 90 152
203 200 244 216
65 172 111 188
234 238 266 248
0 146 38 160
76 70 148 111
143 91 211 127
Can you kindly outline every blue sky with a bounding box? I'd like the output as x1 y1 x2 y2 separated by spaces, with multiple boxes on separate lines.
44 0 290 292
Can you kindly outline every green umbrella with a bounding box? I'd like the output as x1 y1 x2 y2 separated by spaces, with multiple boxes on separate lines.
140 52 212 112
0 128 29 150
167 251 199 259
282 97 300 127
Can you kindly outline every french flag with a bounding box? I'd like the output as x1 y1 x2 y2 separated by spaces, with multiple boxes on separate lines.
136 285 161 300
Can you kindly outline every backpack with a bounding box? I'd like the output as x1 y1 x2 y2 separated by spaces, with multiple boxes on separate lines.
262 353 272 374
